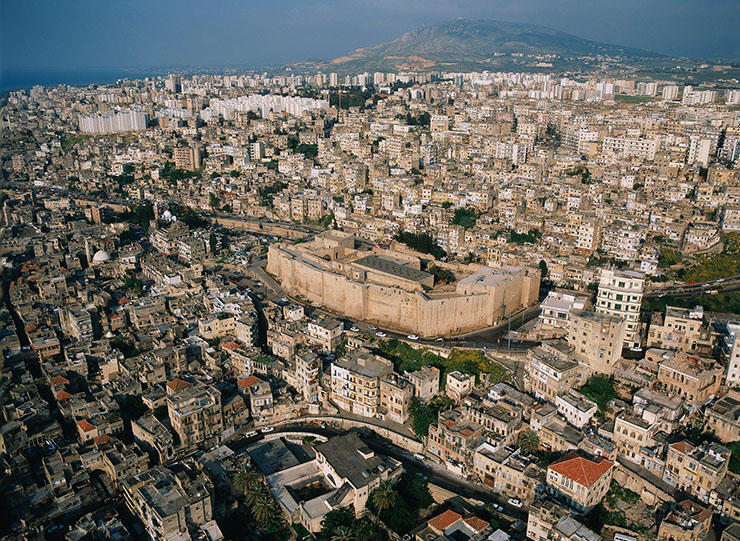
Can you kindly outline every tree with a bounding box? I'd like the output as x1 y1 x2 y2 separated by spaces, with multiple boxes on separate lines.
233 465 261 496
539 260 548 279
371 481 398 521
209 231 218 254
252 492 279 528
243 480 267 508
330 526 355 541
517 430 540 455
209 192 219 209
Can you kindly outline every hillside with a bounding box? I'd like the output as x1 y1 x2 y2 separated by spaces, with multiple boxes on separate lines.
320 18 664 73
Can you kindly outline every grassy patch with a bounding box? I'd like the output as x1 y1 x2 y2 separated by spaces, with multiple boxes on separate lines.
377 339 509 390
579 375 617 414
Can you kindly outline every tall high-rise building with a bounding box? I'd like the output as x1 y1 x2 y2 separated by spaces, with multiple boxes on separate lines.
78 110 147 134
688 137 712 167
662 85 679 101
595 268 645 348
329 72 338 87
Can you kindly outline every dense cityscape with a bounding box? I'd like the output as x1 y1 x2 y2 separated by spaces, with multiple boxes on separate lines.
2 19 740 541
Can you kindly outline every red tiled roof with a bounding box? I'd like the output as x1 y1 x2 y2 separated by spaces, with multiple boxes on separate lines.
50 376 69 385
167 378 193 392
93 434 112 445
428 510 462 533
56 390 72 401
77 419 96 432
549 451 614 488
669 440 695 454
25 324 38 333
464 517 489 533
222 342 240 350
238 375 261 388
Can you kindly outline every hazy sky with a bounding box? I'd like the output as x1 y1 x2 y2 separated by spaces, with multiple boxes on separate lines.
2 0 739 73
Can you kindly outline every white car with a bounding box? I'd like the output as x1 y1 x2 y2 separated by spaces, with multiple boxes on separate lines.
407 334 419 340
435 337 444 342
494 504 503 512
245 430 258 438
260 426 275 433
507 498 523 508
280 297 289 303
376 331 387 337
369 325 378 331
413 453 426 461
350 326 360 332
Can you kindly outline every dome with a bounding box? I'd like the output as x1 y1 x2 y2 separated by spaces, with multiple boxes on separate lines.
105 331 114 338
162 210 173 220
92 249 111 263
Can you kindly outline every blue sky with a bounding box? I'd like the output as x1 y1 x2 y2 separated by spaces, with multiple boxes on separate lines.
1 0 738 72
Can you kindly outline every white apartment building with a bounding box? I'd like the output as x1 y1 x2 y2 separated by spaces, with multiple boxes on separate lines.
602 136 658 161
78 110 147 134
723 323 740 387
539 290 590 332
555 390 597 428
595 268 645 348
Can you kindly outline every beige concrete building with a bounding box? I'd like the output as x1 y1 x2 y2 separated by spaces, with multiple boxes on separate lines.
524 344 584 403
663 440 730 504
657 501 712 541
473 443 545 503
648 305 713 355
267 230 539 338
167 385 223 449
657 350 722 404
378 372 414 424
568 310 626 375
546 451 614 513
329 350 394 418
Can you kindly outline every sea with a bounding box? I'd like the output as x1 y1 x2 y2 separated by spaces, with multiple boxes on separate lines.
0 68 166 93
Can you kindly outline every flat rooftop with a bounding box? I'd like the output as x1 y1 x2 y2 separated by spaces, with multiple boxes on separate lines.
353 255 432 282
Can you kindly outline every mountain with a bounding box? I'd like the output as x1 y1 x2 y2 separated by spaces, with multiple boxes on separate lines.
322 19 664 73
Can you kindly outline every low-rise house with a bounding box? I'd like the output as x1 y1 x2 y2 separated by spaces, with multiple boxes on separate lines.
546 451 614 513
555 390 597 429
663 440 730 504
657 500 712 541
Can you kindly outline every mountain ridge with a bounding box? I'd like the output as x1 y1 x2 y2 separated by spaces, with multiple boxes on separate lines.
300 18 666 73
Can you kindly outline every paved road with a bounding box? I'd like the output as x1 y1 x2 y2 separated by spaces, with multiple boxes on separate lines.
645 275 740 298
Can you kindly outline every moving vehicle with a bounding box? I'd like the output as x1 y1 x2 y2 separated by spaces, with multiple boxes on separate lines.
413 453 426 461
350 326 360 332
507 498 523 508
260 426 275 433
245 430 258 438
407 334 419 340
376 331 387 337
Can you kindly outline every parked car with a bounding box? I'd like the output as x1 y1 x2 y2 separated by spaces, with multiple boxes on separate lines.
407 334 419 340
350 326 360 332
261 426 275 433
507 498 523 508
413 453 427 461
494 504 504 512
376 331 387 337
245 430 258 438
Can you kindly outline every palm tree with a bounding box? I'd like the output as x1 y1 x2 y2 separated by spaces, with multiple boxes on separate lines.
330 525 355 541
517 429 540 455
233 464 262 495
371 481 397 522
252 492 278 528
244 482 267 508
